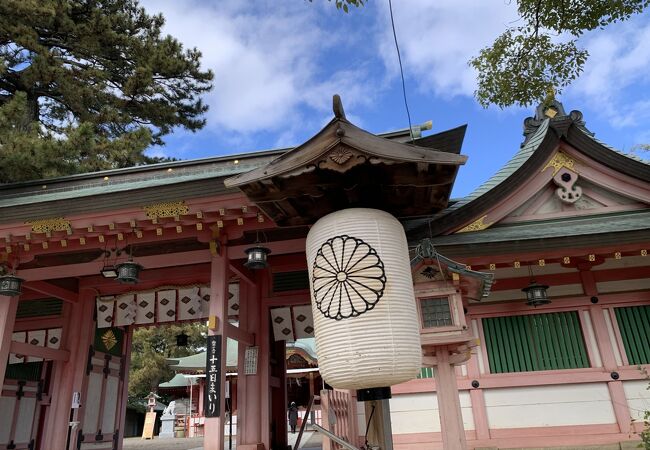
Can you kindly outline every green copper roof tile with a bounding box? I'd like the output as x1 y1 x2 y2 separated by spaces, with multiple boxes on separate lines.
430 210 650 246
443 119 551 214
0 162 267 209
159 373 192 388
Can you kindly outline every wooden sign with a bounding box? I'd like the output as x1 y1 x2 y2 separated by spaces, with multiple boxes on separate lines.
205 334 222 417
244 346 259 375
142 411 156 440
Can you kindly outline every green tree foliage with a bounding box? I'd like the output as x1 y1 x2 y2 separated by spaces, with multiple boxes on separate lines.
128 322 206 403
0 0 212 182
471 0 650 108
0 93 153 183
315 0 364 13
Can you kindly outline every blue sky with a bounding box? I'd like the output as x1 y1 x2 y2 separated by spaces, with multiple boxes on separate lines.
140 0 650 198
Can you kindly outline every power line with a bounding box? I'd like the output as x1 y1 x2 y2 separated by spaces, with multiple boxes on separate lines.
388 0 414 142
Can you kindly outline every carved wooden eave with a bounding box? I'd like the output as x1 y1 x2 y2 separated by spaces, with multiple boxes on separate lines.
225 96 467 226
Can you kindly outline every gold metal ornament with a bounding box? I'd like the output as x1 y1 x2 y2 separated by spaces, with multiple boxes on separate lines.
457 215 493 233
143 201 189 220
27 218 71 234
542 151 576 176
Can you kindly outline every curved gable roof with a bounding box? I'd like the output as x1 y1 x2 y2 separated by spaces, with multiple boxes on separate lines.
411 107 650 241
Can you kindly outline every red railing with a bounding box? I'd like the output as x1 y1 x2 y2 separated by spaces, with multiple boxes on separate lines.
320 389 359 450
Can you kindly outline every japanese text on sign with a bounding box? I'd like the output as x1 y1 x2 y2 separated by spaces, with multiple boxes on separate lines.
204 334 222 417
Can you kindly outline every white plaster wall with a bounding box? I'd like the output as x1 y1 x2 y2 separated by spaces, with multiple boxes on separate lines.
388 391 474 434
0 396 16 444
484 384 616 428
14 397 36 443
623 380 650 421
83 372 103 434
101 375 119 433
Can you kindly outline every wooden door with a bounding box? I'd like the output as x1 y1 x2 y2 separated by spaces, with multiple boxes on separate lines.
76 328 126 450
0 362 50 450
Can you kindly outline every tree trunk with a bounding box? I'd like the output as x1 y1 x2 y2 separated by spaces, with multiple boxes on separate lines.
26 90 39 123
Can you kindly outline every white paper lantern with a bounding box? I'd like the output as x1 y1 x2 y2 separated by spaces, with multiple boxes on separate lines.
306 208 422 390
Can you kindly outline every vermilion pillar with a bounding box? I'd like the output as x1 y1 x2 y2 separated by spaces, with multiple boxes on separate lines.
44 288 96 450
0 294 19 391
204 243 229 450
237 281 266 450
435 347 467 450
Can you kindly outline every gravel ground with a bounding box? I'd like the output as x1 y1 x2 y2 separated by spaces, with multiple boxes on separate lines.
122 436 225 450
122 431 322 450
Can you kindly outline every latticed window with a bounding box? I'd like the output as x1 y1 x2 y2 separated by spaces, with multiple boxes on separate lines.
420 297 453 328
482 311 590 373
417 367 434 379
614 305 650 365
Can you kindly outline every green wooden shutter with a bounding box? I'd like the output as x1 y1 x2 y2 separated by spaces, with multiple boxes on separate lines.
614 305 650 365
5 361 43 381
482 311 589 373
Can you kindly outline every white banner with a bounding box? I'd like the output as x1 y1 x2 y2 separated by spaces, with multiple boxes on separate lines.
115 294 137 326
157 290 177 323
178 287 202 321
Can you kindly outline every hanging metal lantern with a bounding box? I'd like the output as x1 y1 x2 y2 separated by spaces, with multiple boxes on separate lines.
523 281 550 307
0 274 23 297
244 245 271 269
115 261 143 284
176 332 189 347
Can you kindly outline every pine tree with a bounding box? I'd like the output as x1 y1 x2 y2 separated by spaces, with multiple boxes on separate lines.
0 0 213 182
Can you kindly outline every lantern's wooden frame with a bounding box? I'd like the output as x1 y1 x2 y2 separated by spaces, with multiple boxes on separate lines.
414 284 473 346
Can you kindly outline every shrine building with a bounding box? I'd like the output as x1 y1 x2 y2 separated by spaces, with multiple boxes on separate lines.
0 97 648 450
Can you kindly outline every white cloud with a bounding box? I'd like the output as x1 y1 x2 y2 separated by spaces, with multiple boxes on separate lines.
140 0 378 139
375 0 519 98
567 17 650 128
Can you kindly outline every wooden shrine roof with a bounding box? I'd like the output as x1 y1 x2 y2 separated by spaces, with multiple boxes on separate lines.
408 106 650 240
421 210 650 258
225 95 467 226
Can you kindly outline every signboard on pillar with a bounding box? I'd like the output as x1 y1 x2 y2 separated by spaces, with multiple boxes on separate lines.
205 334 222 417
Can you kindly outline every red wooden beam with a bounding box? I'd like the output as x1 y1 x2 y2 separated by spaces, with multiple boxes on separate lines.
10 341 70 361
18 249 212 281
229 260 256 287
227 238 306 260
489 266 650 292
491 272 581 291
225 323 255 346
457 242 650 266
23 281 78 304
80 263 211 292
13 316 65 332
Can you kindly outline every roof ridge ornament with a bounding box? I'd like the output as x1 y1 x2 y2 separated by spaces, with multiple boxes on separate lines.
522 97 586 145
333 94 346 119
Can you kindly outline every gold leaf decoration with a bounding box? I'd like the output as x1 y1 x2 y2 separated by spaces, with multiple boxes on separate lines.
101 329 118 351
456 215 493 233
26 218 71 234
143 201 189 220
542 151 576 176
